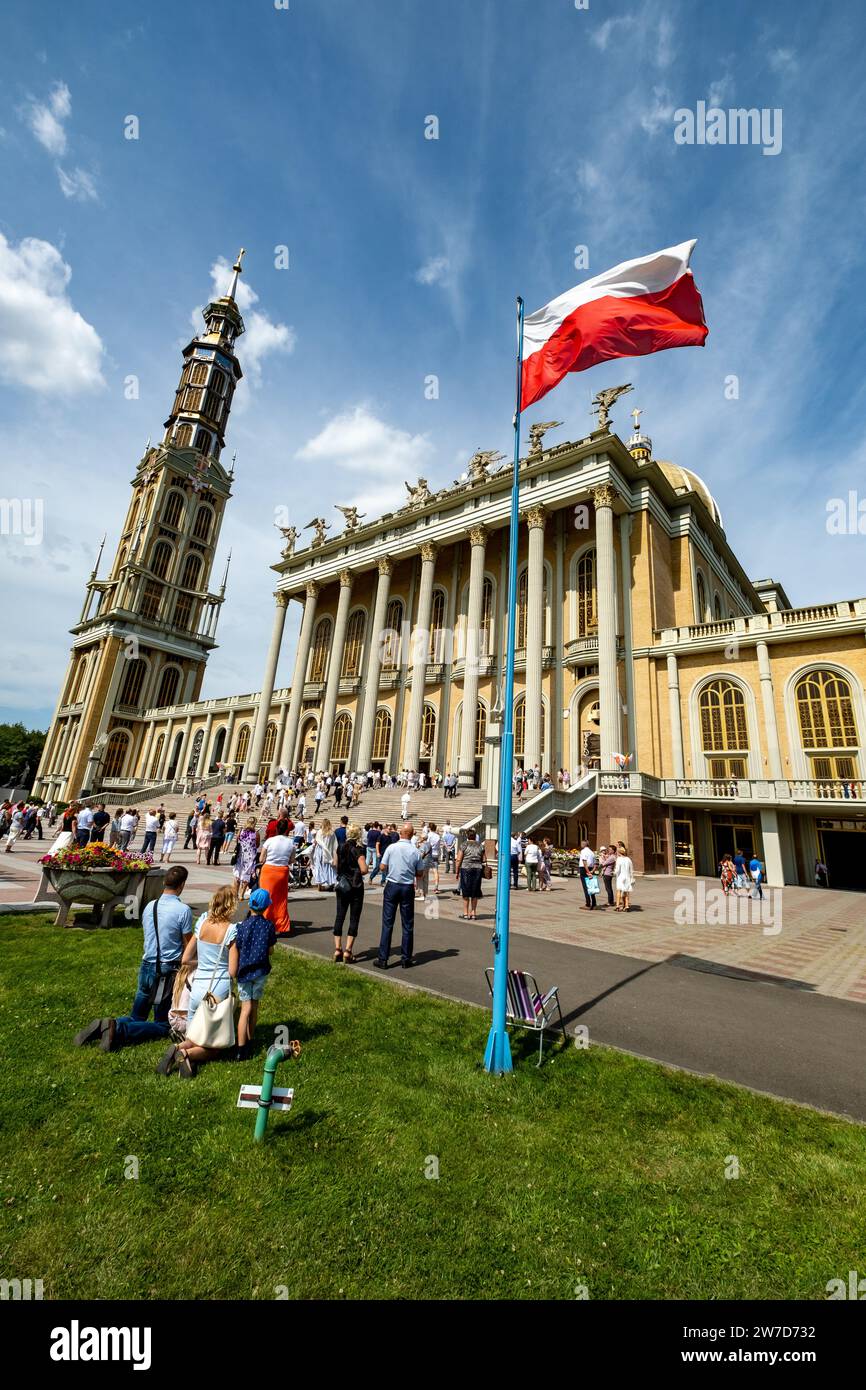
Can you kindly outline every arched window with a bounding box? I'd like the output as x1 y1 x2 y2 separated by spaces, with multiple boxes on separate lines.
163 492 185 528
481 578 494 654
150 541 173 580
577 549 597 637
714 593 723 620
262 722 278 770
517 567 549 648
514 698 545 762
699 679 749 779
181 553 202 590
796 670 859 781
69 655 88 704
428 590 446 662
696 571 708 623
382 599 403 671
193 505 213 542
103 731 128 779
128 500 140 535
421 704 437 756
190 362 208 386
156 666 181 709
119 658 147 708
194 429 211 455
149 734 165 780
341 611 366 679
309 617 332 683
210 368 226 396
373 708 392 761
332 713 352 761
173 423 193 448
234 724 251 766
140 581 163 622
210 727 226 770
475 701 487 759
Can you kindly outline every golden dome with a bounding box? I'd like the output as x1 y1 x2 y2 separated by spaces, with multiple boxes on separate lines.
656 461 724 530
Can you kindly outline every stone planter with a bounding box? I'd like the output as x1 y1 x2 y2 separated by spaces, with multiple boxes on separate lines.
43 868 149 927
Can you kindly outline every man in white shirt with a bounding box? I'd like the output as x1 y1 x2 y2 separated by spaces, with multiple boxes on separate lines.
426 822 441 892
119 810 136 850
401 790 411 821
142 809 160 856
509 832 522 888
76 804 95 846
441 822 456 875
4 803 26 853
578 840 597 910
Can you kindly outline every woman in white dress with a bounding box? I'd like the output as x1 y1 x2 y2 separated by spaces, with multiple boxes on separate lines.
614 843 635 912
312 818 338 890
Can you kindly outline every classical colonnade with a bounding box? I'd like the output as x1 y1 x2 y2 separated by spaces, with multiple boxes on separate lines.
243 484 624 784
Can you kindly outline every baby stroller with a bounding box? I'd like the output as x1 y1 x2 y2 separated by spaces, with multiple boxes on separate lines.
291 843 314 889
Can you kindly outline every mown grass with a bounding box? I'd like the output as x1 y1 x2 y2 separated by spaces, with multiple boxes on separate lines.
0 915 863 1300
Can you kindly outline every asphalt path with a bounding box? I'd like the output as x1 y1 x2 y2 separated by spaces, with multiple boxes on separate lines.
279 890 866 1123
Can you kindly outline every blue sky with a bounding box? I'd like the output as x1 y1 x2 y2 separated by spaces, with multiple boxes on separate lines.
1 0 864 728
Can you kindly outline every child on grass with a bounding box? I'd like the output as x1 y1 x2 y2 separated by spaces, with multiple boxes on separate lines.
235 887 278 1062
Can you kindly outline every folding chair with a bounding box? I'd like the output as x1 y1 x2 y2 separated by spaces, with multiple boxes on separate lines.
484 967 567 1066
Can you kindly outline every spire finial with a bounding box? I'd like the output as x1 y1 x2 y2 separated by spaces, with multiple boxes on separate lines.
226 248 245 301
631 407 642 433
91 532 106 579
219 549 232 595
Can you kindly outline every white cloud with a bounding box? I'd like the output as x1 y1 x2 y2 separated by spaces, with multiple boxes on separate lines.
296 406 434 515
192 257 296 392
640 86 676 136
57 165 99 202
656 15 675 69
590 17 630 52
576 160 602 193
415 255 450 286
708 76 734 109
0 233 104 393
768 47 797 73
25 81 71 157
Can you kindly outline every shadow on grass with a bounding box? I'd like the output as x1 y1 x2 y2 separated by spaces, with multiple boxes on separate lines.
269 1108 331 1140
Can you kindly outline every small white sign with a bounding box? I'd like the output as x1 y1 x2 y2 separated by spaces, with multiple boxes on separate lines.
237 1085 294 1112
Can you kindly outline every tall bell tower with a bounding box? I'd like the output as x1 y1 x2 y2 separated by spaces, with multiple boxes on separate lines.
35 253 246 802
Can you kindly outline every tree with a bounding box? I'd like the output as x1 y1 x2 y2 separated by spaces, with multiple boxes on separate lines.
0 723 47 789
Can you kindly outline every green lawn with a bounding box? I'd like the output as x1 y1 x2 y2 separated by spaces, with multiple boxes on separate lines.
1 914 863 1300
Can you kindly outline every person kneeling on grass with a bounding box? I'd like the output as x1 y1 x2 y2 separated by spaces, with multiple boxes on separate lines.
233 888 291 1063
73 864 193 1053
158 885 238 1079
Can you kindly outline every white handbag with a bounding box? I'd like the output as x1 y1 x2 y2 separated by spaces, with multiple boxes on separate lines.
186 927 236 1049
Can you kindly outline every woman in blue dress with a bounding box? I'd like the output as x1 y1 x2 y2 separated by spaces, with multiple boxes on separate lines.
159 885 238 1078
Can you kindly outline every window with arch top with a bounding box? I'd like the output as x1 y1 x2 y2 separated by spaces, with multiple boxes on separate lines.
699 678 749 779
341 611 366 679
103 731 128 780
428 589 446 662
576 549 597 637
309 617 332 683
332 713 352 761
421 703 437 753
150 541 172 580
517 567 549 649
373 707 392 761
696 571 708 623
795 669 859 781
193 505 213 542
382 599 403 671
163 491 185 529
156 666 181 709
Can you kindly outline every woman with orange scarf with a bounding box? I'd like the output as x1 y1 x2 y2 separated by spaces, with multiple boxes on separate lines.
257 817 296 936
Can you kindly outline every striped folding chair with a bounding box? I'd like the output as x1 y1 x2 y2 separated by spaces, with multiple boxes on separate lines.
484 967 567 1066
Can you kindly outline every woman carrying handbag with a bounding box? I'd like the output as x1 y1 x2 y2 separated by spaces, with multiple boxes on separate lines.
158 885 238 1078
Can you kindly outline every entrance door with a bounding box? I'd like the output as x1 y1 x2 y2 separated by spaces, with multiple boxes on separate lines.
673 817 696 875
819 830 866 891
712 820 756 866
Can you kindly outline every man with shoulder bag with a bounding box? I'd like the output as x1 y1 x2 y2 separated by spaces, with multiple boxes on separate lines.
73 865 193 1051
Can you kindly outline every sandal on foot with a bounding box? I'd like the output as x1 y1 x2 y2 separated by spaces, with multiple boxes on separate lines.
178 1053 197 1079
156 1044 180 1076
343 950 355 964
333 947 343 962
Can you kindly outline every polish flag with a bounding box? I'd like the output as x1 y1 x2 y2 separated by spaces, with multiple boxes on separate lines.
521 240 708 410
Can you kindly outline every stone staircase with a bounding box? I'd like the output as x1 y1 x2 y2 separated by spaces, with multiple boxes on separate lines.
128 781 488 829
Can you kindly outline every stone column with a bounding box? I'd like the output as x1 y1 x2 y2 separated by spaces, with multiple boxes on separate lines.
667 652 685 779
277 582 319 770
619 513 637 768
355 557 393 774
760 807 785 887
317 569 354 770
275 701 289 774
246 592 290 781
756 640 784 780
176 714 193 781
523 505 546 771
403 544 438 771
196 712 214 777
458 527 487 785
593 485 619 771
157 720 174 780
139 721 156 783
224 708 237 772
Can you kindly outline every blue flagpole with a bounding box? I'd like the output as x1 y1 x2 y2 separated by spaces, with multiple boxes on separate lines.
484 295 525 1075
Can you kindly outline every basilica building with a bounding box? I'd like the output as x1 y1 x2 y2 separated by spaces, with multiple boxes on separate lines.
35 257 866 891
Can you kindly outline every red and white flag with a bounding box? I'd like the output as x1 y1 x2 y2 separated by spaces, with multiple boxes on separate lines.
521 240 708 410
